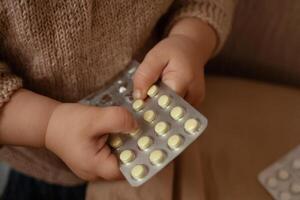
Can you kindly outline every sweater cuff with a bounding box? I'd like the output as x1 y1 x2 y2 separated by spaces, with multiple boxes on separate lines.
0 62 23 107
166 1 236 55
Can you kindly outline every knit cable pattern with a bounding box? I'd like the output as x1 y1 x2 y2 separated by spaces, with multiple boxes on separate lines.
167 0 237 55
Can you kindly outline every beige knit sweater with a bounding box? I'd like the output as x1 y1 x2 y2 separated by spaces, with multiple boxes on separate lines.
0 0 236 185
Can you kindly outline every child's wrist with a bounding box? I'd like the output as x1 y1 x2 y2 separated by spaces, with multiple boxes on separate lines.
44 102 65 150
0 89 62 148
168 17 217 59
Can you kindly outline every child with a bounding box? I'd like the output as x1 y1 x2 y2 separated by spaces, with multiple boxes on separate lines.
0 0 236 199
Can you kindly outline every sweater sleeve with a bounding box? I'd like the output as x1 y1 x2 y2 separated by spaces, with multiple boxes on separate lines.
0 62 22 107
166 0 238 54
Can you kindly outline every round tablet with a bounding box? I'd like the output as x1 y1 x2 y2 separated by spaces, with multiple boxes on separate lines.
158 95 171 109
149 150 166 165
277 169 290 180
132 99 144 111
279 192 291 200
290 182 300 194
147 85 159 97
170 106 185 120
154 121 169 136
119 150 135 164
137 136 153 150
129 128 140 137
131 164 147 180
184 118 200 134
143 110 156 123
109 135 123 149
266 177 278 188
168 134 183 150
292 159 300 170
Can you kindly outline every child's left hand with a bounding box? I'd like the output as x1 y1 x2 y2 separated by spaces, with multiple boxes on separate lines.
133 18 217 106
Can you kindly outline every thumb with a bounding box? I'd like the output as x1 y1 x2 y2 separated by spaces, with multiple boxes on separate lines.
92 106 138 134
133 50 168 99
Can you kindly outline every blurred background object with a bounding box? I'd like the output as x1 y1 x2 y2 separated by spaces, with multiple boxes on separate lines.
208 0 300 87
0 162 10 197
0 0 299 199
199 0 300 199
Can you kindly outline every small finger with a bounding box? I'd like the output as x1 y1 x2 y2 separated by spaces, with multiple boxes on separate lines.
133 50 168 99
161 61 196 96
162 71 189 97
185 90 204 108
94 145 123 180
185 77 205 107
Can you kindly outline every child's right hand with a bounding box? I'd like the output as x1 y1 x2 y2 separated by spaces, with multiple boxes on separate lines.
45 103 138 181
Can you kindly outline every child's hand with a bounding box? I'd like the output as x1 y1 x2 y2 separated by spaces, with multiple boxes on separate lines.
133 18 217 106
45 103 138 181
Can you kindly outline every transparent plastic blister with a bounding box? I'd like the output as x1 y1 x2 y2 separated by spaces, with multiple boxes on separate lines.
80 61 208 186
258 145 300 200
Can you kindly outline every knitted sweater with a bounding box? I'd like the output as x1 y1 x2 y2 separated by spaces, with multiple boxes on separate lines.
0 0 236 185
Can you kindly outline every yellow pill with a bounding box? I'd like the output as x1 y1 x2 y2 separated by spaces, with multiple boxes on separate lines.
279 192 291 200
149 150 166 165
277 169 290 180
129 128 140 137
137 136 153 150
266 177 278 188
292 159 300 170
132 99 144 111
120 150 135 164
143 110 156 123
131 164 147 180
154 121 169 136
170 106 185 120
168 134 183 150
184 118 200 134
158 95 171 109
109 135 123 148
147 85 159 97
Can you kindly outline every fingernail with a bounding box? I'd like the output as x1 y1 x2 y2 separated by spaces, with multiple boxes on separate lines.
127 121 139 134
133 89 142 99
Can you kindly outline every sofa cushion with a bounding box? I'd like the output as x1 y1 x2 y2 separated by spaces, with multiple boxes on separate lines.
208 0 300 87
199 76 300 199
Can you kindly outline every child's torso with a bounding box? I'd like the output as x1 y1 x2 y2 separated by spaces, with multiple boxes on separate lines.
0 0 173 101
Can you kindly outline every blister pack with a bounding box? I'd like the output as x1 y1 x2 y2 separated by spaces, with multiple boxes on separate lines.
258 145 300 200
80 61 208 186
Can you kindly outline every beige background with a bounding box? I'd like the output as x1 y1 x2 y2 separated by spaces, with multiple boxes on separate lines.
209 0 300 87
